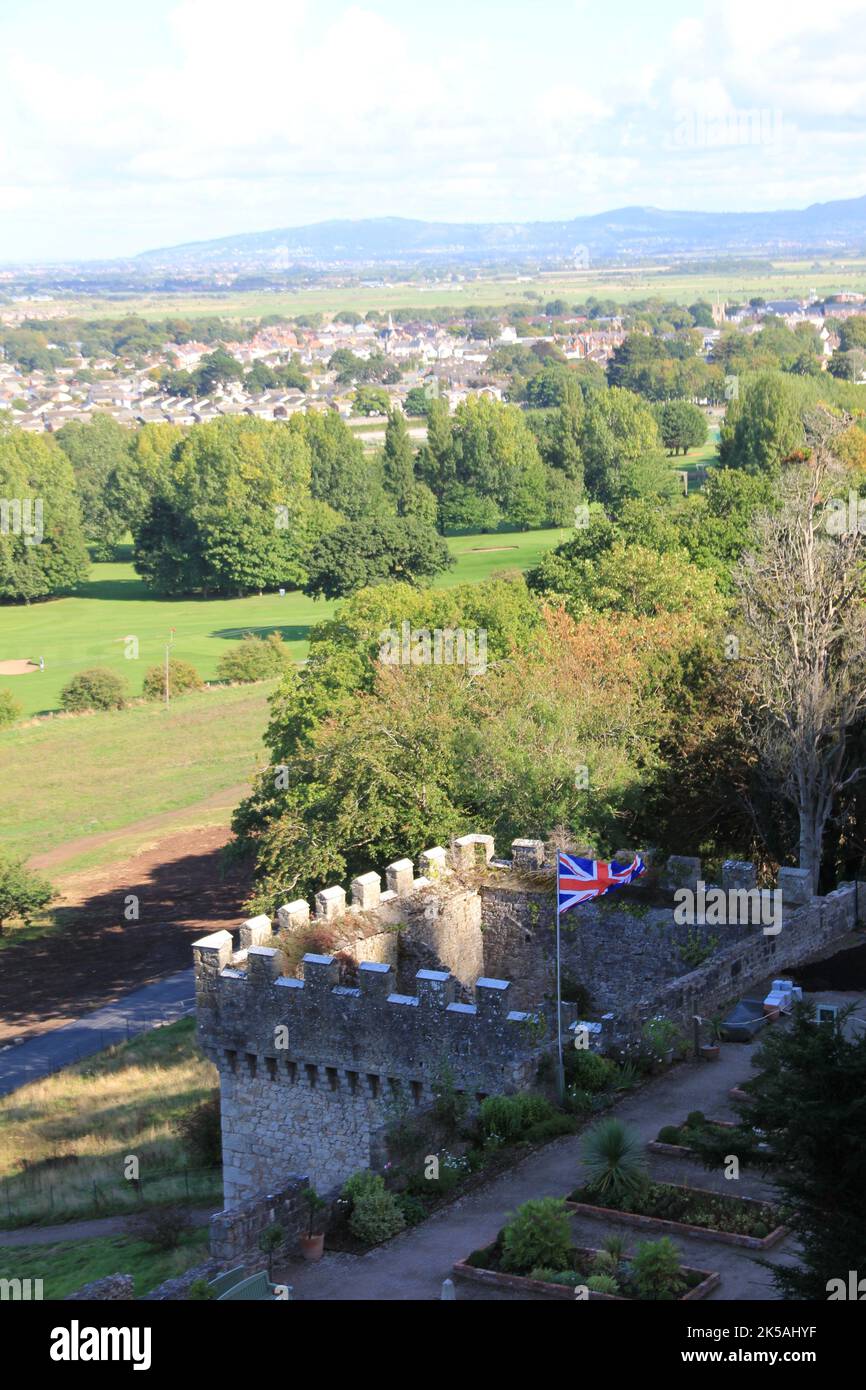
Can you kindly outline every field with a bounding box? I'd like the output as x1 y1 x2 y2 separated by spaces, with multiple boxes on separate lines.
0 529 563 719
0 1018 219 1228
20 259 866 325
0 682 273 863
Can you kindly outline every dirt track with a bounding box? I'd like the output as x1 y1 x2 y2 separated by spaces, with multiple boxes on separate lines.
0 822 251 1043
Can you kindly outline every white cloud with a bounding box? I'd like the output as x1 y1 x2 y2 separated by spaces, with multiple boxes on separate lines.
0 0 864 259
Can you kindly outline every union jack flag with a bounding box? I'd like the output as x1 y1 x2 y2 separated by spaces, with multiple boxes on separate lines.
557 851 646 915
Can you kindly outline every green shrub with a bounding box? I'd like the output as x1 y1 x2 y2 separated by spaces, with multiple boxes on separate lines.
686 1111 706 1127
581 1118 648 1203
341 1170 384 1206
0 689 22 727
630 1238 686 1301
523 1114 577 1144
186 1279 215 1301
395 1193 427 1226
348 1187 406 1245
479 1092 556 1143
0 850 53 933
566 1049 617 1093
216 631 289 683
142 659 203 700
175 1093 221 1167
586 1273 620 1295
500 1198 572 1274
657 1125 683 1145
60 667 127 712
431 1059 469 1135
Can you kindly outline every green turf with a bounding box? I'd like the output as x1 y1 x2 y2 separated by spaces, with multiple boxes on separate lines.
0 529 563 717
0 1228 209 1299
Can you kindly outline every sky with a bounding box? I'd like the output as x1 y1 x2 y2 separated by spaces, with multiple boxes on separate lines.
0 0 865 262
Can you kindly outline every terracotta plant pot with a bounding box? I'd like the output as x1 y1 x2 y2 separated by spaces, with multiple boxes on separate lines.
300 1233 324 1262
700 1043 721 1062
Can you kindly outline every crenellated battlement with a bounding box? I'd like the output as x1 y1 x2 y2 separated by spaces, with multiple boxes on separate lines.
196 937 542 1094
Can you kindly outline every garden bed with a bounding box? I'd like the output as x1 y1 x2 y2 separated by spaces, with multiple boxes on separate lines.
565 1183 788 1249
648 1115 736 1158
454 1240 720 1301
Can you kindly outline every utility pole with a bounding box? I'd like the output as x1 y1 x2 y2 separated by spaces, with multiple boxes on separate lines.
164 628 175 708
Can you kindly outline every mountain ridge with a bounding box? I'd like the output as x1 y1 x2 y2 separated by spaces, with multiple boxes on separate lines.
136 196 866 268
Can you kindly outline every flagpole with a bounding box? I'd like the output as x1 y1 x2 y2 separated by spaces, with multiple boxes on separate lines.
555 854 564 1104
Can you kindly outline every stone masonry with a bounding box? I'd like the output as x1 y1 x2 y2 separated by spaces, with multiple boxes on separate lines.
195 834 863 1209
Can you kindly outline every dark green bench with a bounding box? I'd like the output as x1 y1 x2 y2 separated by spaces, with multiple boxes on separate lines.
216 1270 291 1301
207 1267 246 1298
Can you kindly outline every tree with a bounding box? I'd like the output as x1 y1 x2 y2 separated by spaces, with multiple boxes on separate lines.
656 400 708 455
216 631 290 682
132 416 314 596
382 409 416 516
142 659 204 700
0 850 53 933
740 1003 866 1300
55 414 131 559
61 668 127 712
303 517 454 599
353 386 390 416
735 423 866 891
580 387 667 508
0 430 90 602
293 410 382 520
447 396 547 528
719 371 806 477
403 386 433 417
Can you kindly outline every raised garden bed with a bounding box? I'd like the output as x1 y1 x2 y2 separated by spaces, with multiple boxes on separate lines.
729 1084 755 1103
565 1183 788 1249
454 1240 720 1301
648 1116 736 1158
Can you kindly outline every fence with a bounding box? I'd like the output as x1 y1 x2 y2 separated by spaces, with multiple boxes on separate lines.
0 1163 222 1229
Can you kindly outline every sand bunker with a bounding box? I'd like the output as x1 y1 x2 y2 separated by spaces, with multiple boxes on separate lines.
0 660 39 676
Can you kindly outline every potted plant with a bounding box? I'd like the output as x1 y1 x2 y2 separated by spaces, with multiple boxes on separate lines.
642 1016 679 1069
700 1015 723 1061
300 1187 327 1261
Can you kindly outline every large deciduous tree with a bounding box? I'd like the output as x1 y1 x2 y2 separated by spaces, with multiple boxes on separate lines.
735 418 866 891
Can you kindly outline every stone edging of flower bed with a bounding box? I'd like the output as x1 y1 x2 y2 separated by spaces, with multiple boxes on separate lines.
453 1248 721 1301
564 1187 789 1249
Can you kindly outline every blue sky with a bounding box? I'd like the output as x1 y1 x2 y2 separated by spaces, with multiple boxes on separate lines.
1 0 864 261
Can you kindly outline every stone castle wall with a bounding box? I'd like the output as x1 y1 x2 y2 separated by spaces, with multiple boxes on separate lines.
195 834 862 1208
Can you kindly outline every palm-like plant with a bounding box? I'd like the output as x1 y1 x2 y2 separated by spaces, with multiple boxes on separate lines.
581 1118 648 1203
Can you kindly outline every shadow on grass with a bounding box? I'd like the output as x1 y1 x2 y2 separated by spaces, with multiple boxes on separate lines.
210 624 312 642
0 843 251 1035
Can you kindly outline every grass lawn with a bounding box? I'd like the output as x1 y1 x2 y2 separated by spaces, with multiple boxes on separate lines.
0 1228 210 1299
0 682 274 860
0 1018 220 1227
0 528 563 718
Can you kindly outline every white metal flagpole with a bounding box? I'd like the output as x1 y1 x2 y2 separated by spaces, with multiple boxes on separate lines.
555 853 564 1103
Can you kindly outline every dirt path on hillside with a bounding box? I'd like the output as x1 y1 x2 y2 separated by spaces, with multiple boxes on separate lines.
0 802 254 1044
29 783 250 871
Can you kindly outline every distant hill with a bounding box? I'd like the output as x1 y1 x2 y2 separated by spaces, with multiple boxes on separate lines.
137 197 866 269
